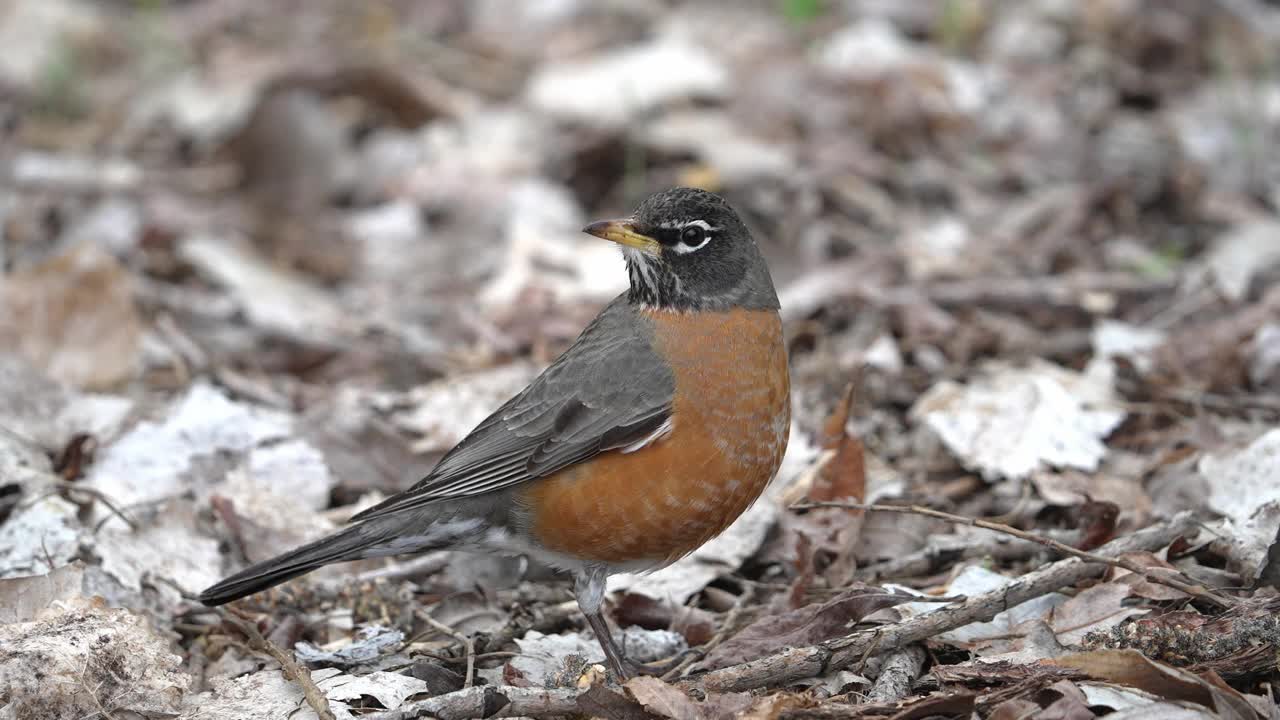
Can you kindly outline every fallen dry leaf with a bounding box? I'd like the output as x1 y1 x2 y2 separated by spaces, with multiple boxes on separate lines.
0 243 142 390
0 561 86 624
803 382 868 587
700 586 913 670
911 359 1126 480
1049 648 1262 720
1201 428 1280 584
1048 581 1147 646
625 676 701 720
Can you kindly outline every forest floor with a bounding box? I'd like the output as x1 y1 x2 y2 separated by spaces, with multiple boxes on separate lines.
2 1 1280 718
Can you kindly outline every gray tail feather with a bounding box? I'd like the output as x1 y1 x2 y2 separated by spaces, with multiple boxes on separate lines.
199 523 380 606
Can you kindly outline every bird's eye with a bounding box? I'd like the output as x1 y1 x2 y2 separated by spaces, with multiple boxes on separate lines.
668 220 714 254
681 226 706 246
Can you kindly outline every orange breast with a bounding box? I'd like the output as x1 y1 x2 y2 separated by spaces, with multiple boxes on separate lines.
521 307 790 566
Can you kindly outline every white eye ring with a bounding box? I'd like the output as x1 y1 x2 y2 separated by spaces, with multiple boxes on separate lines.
671 220 713 254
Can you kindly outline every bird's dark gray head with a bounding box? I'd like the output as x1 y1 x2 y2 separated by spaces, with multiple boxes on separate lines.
583 187 780 312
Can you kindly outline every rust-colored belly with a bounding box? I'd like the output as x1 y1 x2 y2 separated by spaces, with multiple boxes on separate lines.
522 307 790 566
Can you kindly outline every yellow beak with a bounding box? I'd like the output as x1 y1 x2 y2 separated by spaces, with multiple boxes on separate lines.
582 219 661 255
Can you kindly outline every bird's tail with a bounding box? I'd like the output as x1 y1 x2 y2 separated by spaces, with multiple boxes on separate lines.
199 522 391 606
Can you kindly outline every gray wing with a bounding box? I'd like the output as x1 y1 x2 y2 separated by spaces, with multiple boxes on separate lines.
350 297 674 522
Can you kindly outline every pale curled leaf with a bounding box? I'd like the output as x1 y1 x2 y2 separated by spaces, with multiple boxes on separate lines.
911 358 1125 480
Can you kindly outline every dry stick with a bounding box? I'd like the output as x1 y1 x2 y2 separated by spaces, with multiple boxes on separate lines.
417 611 476 689
793 501 1234 610
23 483 139 532
698 512 1197 693
364 686 583 720
864 645 927 704
218 607 336 720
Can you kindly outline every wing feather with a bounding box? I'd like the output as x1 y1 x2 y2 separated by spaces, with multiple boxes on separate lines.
351 298 673 522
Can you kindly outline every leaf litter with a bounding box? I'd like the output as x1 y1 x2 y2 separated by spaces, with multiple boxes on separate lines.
2 1 1280 718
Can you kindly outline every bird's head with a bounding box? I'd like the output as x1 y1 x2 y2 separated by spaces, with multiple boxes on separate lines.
583 187 779 312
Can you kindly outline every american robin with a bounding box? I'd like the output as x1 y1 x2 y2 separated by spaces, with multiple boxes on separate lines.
199 187 791 678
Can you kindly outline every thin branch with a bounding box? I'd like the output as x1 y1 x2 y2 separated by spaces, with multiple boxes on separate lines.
362 686 584 720
696 512 1198 693
792 501 1234 610
24 482 139 533
417 611 476 689
217 607 336 720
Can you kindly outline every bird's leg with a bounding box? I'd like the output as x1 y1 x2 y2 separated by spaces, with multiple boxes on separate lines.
584 606 631 679
574 567 630 680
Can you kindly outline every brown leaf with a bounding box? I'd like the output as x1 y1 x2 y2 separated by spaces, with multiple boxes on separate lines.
0 243 142 390
615 593 676 630
52 433 96 482
887 691 976 720
696 692 755 720
625 676 700 720
820 382 856 450
1049 649 1262 720
699 587 913 670
1074 500 1120 550
1107 552 1189 601
987 698 1042 720
1048 582 1145 647
1148 285 1280 395
1035 679 1095 720
770 530 814 614
799 382 869 587
577 684 659 720
737 693 813 720
670 605 717 648
809 383 867 503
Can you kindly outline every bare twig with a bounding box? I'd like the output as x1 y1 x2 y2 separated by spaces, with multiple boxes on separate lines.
417 611 476 689
362 686 583 720
793 502 1234 610
414 650 519 666
865 645 926 703
23 482 139 533
148 574 201 603
218 607 336 720
697 512 1197 693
